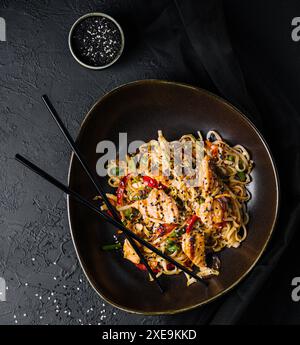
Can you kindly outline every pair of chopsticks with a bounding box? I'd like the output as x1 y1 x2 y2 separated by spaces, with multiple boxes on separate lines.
15 95 207 291
41 95 163 292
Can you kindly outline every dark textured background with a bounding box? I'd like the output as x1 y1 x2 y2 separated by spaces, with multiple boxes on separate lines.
1 0 300 325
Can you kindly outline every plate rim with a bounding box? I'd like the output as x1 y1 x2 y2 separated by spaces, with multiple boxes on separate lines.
67 79 280 315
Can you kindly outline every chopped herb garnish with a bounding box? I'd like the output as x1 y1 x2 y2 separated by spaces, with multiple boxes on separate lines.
102 243 121 251
237 171 246 182
199 196 205 204
124 208 133 220
110 166 124 176
170 228 185 238
166 242 180 253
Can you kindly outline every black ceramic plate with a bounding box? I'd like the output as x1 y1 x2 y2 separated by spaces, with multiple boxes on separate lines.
67 80 279 314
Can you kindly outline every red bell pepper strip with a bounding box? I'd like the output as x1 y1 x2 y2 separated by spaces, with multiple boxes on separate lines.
142 176 168 190
186 215 199 233
142 176 159 188
135 263 160 273
135 263 147 271
116 175 130 205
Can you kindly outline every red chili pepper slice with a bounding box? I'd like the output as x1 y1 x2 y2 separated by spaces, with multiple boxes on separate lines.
106 210 113 217
116 175 130 205
135 263 147 271
142 176 168 190
135 263 160 273
167 263 175 270
142 176 159 188
186 215 199 233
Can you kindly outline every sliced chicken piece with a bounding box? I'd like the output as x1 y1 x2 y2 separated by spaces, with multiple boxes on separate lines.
195 196 225 228
199 156 219 195
136 189 179 224
181 231 218 277
182 231 206 268
123 239 140 264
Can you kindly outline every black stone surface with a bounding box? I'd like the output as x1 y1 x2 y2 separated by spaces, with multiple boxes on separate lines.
0 0 206 325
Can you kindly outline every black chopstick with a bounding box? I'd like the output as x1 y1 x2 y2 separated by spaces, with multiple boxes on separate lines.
15 154 207 286
41 95 164 293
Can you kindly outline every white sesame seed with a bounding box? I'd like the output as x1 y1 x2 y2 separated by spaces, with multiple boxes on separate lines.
53 277 57 281
32 258 35 261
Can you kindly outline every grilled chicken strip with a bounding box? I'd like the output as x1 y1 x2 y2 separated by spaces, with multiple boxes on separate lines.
195 196 225 228
182 231 218 277
134 189 179 224
123 238 140 264
199 156 220 195
182 231 206 268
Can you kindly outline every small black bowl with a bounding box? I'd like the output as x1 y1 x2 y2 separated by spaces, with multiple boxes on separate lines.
68 12 125 70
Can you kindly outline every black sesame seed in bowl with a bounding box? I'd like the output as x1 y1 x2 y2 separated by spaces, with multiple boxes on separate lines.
68 13 125 70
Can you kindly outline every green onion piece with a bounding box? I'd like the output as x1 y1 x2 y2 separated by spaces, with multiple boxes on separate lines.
228 155 235 161
169 231 177 238
166 238 174 245
170 228 185 238
166 239 180 253
166 243 180 253
124 208 133 220
237 171 246 182
110 167 124 176
132 177 139 184
102 243 121 251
